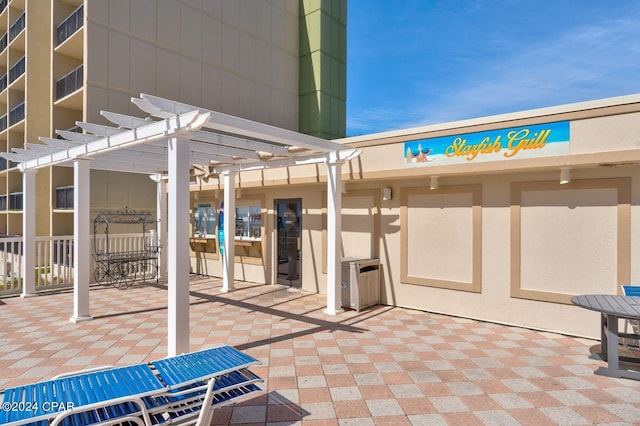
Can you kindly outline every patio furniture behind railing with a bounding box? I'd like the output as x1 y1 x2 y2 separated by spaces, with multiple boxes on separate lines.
0 232 156 296
93 207 159 289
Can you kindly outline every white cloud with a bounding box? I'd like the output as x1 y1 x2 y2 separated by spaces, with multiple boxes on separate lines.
348 12 640 134
402 16 640 128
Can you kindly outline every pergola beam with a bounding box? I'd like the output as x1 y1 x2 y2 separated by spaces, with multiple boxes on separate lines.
101 110 153 129
135 93 346 152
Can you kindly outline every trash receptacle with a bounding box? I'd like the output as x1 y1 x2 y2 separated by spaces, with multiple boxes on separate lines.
341 258 380 311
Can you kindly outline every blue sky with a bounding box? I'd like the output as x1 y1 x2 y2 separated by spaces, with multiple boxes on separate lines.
346 1 640 136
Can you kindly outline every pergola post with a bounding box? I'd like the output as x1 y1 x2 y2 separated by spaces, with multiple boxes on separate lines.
221 171 236 293
21 170 37 298
70 158 92 323
167 137 190 357
324 158 344 315
150 174 168 279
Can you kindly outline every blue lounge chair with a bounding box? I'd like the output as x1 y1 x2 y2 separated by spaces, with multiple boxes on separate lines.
0 345 263 425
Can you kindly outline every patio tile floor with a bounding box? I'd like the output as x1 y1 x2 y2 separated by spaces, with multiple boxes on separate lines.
1 276 640 425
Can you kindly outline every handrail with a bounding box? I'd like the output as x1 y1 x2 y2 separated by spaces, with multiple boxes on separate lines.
0 32 7 54
55 64 83 100
9 56 25 83
8 12 25 42
57 5 83 46
9 102 25 126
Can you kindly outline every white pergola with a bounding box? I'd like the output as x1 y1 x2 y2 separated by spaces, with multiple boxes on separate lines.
3 94 360 356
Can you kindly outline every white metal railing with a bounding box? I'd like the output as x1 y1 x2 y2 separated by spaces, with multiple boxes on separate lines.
0 233 154 296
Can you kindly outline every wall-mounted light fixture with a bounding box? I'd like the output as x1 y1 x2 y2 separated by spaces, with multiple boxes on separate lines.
430 176 439 190
560 167 571 185
382 187 392 201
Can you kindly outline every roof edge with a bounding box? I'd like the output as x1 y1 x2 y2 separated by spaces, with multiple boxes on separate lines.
336 93 640 145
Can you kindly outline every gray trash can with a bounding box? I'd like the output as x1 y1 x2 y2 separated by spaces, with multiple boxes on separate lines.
341 258 380 311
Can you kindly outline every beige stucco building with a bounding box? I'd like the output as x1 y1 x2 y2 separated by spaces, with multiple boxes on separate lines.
190 94 640 340
0 0 345 237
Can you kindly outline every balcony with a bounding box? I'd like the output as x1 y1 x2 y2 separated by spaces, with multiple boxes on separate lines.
0 194 6 211
57 5 83 46
0 73 6 92
8 12 25 42
0 114 6 132
0 157 6 171
0 0 7 15
9 102 24 126
55 125 82 139
9 56 24 84
56 64 83 100
0 33 7 54
8 192 22 210
55 185 74 209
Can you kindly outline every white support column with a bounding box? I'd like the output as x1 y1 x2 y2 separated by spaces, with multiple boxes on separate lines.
21 170 37 298
167 137 190 357
71 158 92 323
150 175 168 278
324 159 344 315
221 172 236 293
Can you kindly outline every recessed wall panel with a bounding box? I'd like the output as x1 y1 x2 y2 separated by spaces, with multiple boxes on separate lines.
400 185 482 292
520 188 617 295
511 179 630 303
341 195 376 260
406 192 473 283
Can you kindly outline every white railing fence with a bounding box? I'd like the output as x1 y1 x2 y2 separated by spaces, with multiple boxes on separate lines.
0 233 154 296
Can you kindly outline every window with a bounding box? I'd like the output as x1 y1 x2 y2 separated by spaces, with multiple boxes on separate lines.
235 206 261 239
193 203 216 237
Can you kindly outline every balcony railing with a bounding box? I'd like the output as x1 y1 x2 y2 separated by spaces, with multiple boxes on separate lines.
9 192 22 210
9 102 24 126
56 64 83 100
9 12 25 42
55 185 74 209
0 32 7 54
0 114 7 132
9 56 25 83
57 5 83 46
56 125 82 139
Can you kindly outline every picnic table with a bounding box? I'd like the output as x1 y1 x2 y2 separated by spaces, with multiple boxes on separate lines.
571 294 640 380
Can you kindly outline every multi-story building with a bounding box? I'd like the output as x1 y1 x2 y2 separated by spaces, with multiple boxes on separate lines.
0 0 346 237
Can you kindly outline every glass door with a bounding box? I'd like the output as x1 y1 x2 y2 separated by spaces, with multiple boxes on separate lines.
275 199 302 287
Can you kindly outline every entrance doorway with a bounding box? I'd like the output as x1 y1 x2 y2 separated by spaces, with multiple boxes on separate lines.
275 199 302 287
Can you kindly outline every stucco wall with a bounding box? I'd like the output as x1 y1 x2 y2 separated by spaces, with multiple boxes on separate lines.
85 0 299 130
190 99 640 340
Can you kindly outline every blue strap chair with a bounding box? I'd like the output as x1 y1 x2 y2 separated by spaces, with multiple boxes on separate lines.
0 345 262 426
